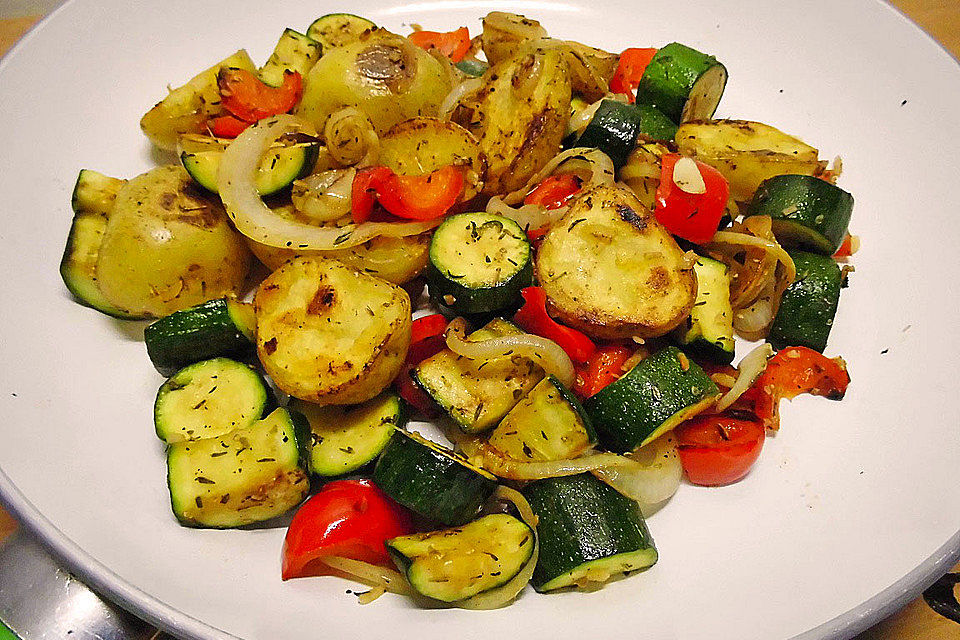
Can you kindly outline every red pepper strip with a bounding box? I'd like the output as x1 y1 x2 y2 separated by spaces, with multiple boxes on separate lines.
209 114 251 138
573 344 633 398
751 346 851 430
609 47 658 101
351 165 464 223
217 67 303 123
675 414 765 486
394 314 449 416
655 154 730 245
524 174 583 210
351 166 394 224
526 226 549 245
513 287 596 365
408 27 471 63
833 233 857 258
281 479 413 580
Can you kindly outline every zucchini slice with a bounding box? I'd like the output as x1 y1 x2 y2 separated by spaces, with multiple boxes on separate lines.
373 429 498 526
455 59 489 77
412 318 544 433
671 256 735 364
154 357 273 444
259 28 322 87
584 346 719 453
426 213 533 315
571 99 676 169
291 392 405 477
144 297 257 377
636 42 727 124
166 407 310 528
179 133 320 197
747 174 854 255
386 513 534 602
767 251 843 353
306 13 375 50
523 473 657 592
488 375 597 462
59 170 144 319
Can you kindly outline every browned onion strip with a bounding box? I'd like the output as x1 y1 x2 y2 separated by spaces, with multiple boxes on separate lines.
713 343 774 413
501 148 615 205
319 556 416 604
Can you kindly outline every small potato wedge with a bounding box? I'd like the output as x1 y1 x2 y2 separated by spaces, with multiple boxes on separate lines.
536 184 696 339
379 117 487 201
255 257 411 405
480 12 548 66
676 120 827 202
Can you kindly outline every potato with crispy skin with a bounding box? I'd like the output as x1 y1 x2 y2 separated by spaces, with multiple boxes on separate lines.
255 257 411 405
535 184 697 339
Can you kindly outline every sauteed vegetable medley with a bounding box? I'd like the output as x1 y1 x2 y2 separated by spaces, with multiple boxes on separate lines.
60 12 854 608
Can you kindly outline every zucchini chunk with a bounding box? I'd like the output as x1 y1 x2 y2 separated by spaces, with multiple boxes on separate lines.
671 257 735 365
747 174 854 255
59 170 144 319
767 251 842 353
523 473 657 592
166 407 310 528
488 375 596 461
255 257 411 405
636 42 727 124
571 99 676 169
373 430 498 526
144 297 257 376
290 392 405 477
426 213 532 315
306 13 375 50
386 513 534 602
259 28 322 87
154 357 273 444
179 133 320 197
412 318 545 433
584 346 719 452
535 184 697 339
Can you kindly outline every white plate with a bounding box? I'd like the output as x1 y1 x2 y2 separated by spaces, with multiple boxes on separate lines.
1 0 959 638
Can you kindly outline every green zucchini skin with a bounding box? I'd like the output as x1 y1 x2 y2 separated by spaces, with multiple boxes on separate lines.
386 513 534 602
584 346 719 453
144 298 257 376
455 59 489 77
426 213 533 315
748 175 854 255
522 473 657 592
767 251 842 353
259 28 322 87
572 100 677 169
671 256 735 365
154 357 273 443
372 430 498 526
291 392 406 477
636 42 727 124
306 13 376 50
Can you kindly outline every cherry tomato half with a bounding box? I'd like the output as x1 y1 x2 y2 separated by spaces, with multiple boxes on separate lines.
675 414 765 486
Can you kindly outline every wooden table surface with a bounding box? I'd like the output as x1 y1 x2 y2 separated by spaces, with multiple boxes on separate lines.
1 3 958 638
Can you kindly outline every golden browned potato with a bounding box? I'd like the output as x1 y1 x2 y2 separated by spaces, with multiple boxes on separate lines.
140 50 256 151
480 12 548 66
535 184 697 339
296 30 452 135
563 41 619 102
461 44 571 195
95 165 251 318
676 120 827 202
254 257 411 405
379 117 487 201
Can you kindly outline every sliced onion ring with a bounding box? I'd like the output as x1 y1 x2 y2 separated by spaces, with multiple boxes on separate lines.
445 317 575 387
707 230 797 284
713 343 774 413
319 556 417 604
591 434 683 515
485 196 566 232
501 147 615 206
219 115 442 249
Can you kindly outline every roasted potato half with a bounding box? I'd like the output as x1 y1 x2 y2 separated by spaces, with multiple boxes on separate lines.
535 184 697 339
481 12 548 66
676 120 827 202
95 165 251 318
379 117 487 201
463 44 571 195
255 257 411 405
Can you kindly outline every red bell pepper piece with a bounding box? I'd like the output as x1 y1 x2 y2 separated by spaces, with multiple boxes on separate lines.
281 479 413 580
209 114 251 138
609 48 658 101
524 174 582 210
675 414 765 486
513 287 596 364
573 344 634 398
394 314 449 416
408 27 471 63
217 67 303 123
654 154 730 244
751 346 851 430
351 165 464 223
833 233 858 258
